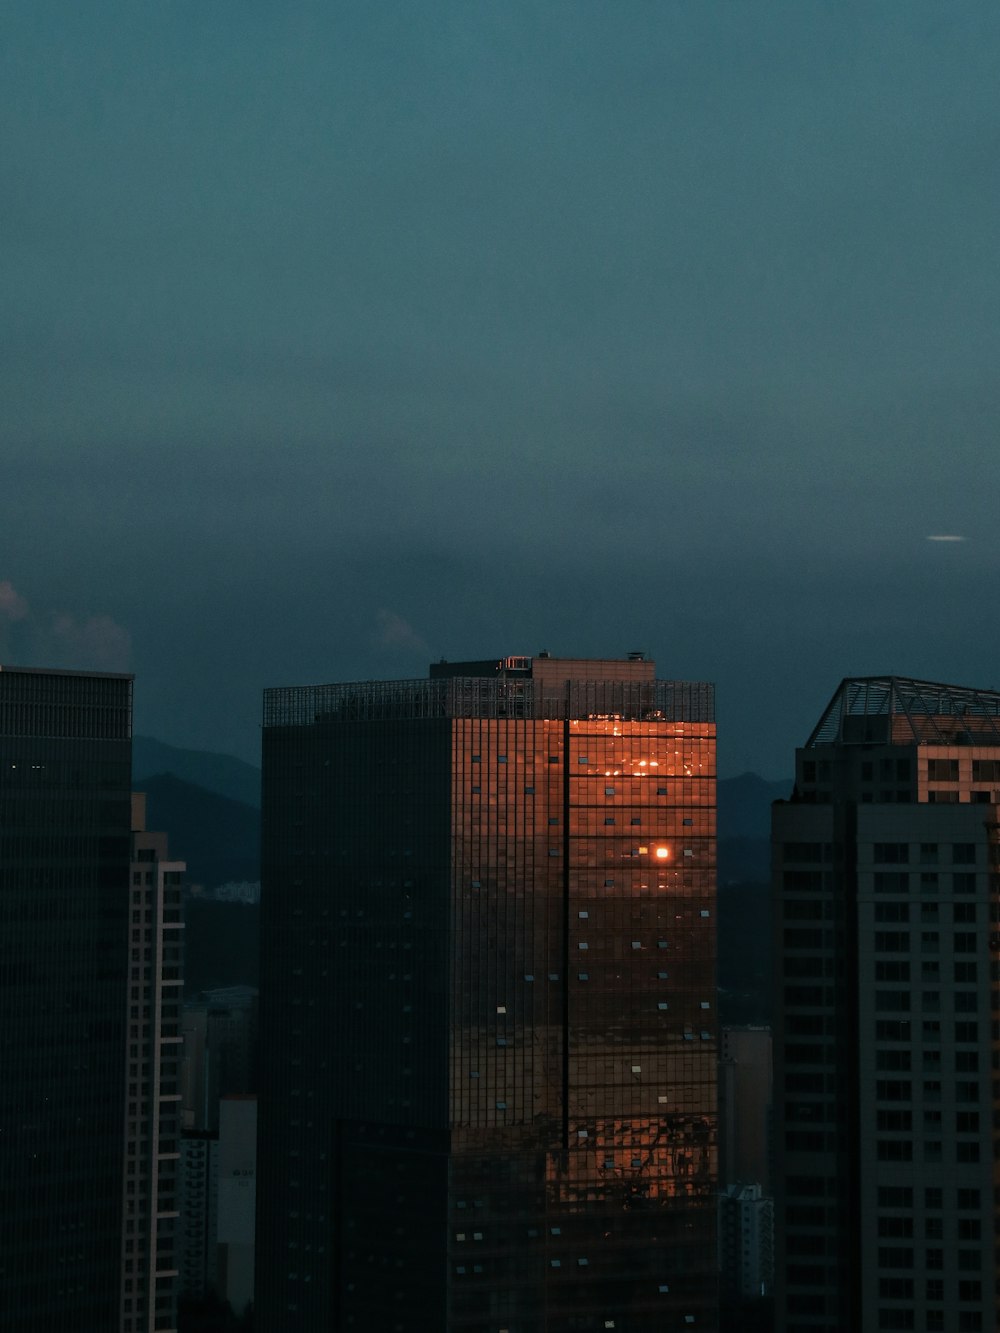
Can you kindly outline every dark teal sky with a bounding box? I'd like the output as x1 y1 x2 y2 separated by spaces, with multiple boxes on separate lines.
3 2 999 775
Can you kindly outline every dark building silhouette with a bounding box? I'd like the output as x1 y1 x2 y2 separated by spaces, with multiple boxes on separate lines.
774 677 1000 1333
257 654 718 1331
0 666 133 1329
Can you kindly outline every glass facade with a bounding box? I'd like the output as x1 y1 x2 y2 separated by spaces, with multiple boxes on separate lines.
0 667 133 1330
258 658 717 1331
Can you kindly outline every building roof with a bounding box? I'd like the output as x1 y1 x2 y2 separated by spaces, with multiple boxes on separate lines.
807 675 1000 747
263 674 714 726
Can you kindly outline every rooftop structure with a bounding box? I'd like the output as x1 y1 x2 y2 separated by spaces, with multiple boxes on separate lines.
806 675 1000 747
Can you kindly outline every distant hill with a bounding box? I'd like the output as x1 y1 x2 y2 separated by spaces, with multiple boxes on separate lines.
134 735 260 808
138 773 259 889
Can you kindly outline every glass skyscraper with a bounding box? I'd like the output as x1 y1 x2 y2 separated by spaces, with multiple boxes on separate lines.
257 655 718 1331
0 666 133 1329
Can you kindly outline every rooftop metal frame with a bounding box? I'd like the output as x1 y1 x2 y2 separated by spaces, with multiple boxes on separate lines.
806 675 1000 747
263 676 714 728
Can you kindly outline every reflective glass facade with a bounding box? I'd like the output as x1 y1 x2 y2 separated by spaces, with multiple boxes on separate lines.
258 657 717 1331
0 667 133 1330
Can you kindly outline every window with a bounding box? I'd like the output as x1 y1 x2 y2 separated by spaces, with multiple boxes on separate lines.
875 932 909 952
878 1215 913 1236
876 1109 912 1131
874 872 909 892
875 902 909 922
878 1246 914 1267
878 1185 913 1207
874 844 909 864
876 1019 910 1040
877 1140 912 1161
876 1080 911 1101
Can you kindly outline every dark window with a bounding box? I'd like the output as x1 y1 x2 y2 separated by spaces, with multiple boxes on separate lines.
874 844 909 864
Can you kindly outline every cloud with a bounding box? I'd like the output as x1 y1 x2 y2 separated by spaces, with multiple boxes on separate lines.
375 609 431 659
0 580 29 621
47 613 132 672
926 534 966 542
0 577 131 672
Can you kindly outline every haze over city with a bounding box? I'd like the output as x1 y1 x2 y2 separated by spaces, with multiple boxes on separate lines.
4 1 999 777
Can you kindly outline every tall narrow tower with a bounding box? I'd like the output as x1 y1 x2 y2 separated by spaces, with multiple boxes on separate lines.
0 666 134 1329
774 677 1000 1333
257 654 718 1331
120 794 186 1333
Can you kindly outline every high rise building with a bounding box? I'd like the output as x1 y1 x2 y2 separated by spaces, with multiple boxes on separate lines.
257 653 718 1332
121 793 186 1333
178 1131 219 1302
719 1025 772 1193
718 1182 773 1303
181 985 258 1134
0 666 133 1329
216 1094 257 1318
773 676 1000 1333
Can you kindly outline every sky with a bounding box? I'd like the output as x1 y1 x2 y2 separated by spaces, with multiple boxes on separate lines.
3 1 999 777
